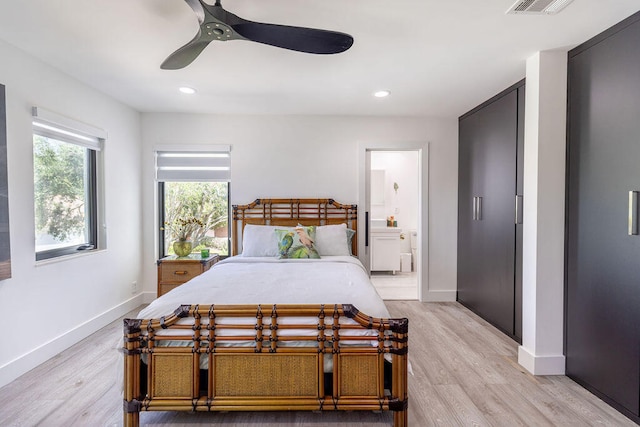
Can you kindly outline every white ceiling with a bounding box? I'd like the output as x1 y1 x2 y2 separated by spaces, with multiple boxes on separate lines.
0 1 638 117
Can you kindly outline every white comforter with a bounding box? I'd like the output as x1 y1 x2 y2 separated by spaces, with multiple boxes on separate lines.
135 256 396 371
139 255 390 321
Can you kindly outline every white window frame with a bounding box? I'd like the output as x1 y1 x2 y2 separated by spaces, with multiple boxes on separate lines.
32 107 106 261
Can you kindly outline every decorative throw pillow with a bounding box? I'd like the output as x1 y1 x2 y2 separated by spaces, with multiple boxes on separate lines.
241 224 287 257
346 228 356 255
315 223 351 256
275 225 320 259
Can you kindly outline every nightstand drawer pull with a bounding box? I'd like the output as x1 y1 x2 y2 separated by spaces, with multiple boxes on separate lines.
174 270 189 275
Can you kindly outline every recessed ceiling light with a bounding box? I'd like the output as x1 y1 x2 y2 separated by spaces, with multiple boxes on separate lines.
179 86 196 95
374 90 390 98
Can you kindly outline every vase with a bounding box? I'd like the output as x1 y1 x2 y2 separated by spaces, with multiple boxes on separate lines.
173 240 193 257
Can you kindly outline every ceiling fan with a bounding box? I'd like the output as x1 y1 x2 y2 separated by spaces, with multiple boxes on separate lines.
161 0 354 70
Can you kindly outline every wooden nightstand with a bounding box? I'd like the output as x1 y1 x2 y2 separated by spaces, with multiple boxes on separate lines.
157 253 219 297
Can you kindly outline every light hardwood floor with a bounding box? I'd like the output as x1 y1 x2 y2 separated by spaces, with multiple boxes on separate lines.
0 301 634 426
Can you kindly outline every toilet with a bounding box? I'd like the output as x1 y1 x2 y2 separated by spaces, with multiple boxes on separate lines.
410 230 418 271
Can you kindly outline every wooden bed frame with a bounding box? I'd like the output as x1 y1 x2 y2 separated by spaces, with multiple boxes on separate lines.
123 198 408 426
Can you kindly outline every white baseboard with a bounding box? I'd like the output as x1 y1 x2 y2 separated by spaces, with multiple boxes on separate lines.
421 289 457 302
0 293 144 388
518 345 565 375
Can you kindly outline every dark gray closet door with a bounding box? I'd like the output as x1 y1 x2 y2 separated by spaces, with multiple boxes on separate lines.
457 116 474 309
458 89 518 336
566 16 640 417
514 87 524 342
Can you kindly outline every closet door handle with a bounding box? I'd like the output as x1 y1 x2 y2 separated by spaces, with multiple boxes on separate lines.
629 191 639 236
472 196 483 221
515 195 523 225
472 197 478 220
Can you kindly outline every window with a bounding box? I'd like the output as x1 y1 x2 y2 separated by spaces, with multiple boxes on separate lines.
32 107 104 261
156 147 230 258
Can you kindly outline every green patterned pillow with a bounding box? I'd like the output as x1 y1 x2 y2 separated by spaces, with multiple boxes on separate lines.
275 226 321 259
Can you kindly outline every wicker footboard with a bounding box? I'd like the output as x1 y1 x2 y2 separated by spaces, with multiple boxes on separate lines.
123 304 408 426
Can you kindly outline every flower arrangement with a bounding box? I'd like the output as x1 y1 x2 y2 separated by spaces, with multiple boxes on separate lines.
162 217 204 242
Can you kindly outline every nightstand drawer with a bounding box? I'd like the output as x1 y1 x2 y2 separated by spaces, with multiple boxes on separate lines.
160 263 202 283
157 254 219 297
159 283 182 296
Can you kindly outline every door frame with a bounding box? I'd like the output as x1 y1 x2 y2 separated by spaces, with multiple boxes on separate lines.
357 141 429 302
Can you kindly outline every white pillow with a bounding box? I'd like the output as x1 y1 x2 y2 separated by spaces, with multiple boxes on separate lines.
241 224 283 257
315 223 351 256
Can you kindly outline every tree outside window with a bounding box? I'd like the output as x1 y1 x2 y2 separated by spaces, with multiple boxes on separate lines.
162 182 229 256
33 134 96 258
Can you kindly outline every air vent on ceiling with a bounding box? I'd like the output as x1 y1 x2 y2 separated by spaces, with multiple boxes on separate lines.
506 0 575 15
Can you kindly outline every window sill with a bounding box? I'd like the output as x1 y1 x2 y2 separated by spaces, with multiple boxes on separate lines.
34 248 106 266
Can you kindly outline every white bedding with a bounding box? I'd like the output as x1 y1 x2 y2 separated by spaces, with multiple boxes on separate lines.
135 256 399 372
139 255 389 321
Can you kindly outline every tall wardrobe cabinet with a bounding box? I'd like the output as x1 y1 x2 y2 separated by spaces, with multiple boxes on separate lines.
457 81 524 342
566 11 640 422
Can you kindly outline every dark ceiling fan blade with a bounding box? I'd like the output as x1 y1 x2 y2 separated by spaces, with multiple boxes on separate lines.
184 0 206 24
231 22 353 54
161 0 354 69
161 31 212 70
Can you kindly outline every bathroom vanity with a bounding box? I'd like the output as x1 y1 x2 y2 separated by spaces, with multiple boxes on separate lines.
370 225 402 273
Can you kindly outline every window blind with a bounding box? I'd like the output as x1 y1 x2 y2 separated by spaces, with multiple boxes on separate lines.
155 146 231 182
32 107 105 150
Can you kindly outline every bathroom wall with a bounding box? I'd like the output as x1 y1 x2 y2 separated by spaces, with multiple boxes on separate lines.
370 151 420 253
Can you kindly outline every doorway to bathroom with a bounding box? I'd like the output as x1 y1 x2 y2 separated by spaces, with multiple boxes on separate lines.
367 150 421 300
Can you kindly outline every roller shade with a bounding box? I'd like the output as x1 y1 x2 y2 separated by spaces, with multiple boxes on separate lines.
155 147 231 182
32 106 105 150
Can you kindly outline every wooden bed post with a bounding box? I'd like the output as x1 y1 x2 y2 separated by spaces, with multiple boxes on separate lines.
391 318 409 427
350 204 358 256
123 319 142 427
232 204 239 256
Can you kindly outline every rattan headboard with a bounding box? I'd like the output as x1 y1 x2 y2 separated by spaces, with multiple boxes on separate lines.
231 198 358 256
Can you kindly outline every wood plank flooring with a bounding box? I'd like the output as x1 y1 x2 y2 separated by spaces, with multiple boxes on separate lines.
0 301 634 426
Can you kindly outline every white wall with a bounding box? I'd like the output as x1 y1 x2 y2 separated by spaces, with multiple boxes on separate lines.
0 40 143 387
140 114 458 300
